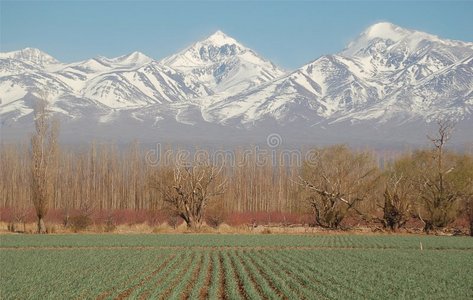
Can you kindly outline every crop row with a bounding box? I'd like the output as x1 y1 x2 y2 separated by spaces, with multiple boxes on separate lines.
1 247 472 299
2 234 473 250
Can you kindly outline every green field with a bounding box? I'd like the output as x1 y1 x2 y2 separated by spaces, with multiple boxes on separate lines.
1 234 472 299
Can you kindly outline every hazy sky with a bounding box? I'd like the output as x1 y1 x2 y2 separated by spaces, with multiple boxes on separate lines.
1 1 472 69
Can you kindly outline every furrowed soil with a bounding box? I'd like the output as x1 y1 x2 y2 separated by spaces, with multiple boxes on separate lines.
1 234 472 299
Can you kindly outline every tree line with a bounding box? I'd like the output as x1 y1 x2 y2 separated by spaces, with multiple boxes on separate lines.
0 100 472 234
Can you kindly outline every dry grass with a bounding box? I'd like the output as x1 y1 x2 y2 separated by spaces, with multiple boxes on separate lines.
0 221 464 236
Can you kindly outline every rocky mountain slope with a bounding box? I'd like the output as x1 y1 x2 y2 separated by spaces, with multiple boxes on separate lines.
1 22 472 146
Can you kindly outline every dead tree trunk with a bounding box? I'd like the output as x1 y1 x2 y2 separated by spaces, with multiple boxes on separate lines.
38 217 46 234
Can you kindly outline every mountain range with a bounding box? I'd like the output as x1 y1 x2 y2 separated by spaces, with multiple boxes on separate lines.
1 22 472 148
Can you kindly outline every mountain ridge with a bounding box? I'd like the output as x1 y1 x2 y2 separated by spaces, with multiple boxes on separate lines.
1 23 472 146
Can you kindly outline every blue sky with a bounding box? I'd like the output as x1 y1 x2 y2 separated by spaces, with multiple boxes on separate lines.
1 1 472 69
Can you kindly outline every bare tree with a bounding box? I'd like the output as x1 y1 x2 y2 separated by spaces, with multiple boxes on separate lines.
1 141 308 227
30 95 59 233
151 158 226 229
462 178 473 236
300 145 380 229
376 154 421 231
380 174 412 231
466 195 473 237
417 120 460 232
450 153 473 236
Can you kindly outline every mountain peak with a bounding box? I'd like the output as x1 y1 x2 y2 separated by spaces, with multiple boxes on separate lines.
342 21 470 58
120 51 152 62
161 30 246 67
104 51 152 66
160 29 284 94
0 47 60 66
202 30 240 47
126 51 147 57
210 30 227 38
362 22 411 42
20 47 43 54
342 22 414 56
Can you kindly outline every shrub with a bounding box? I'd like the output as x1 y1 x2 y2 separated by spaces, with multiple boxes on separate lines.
104 213 116 232
381 188 411 231
206 211 226 229
70 215 92 232
7 223 15 232
167 215 179 230
261 228 272 234
46 225 56 234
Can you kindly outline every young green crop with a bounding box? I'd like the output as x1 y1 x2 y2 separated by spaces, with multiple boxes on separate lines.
187 251 211 299
246 250 300 299
207 251 222 299
2 234 473 249
164 252 203 299
1 234 472 299
221 251 244 300
228 251 262 299
251 250 325 299
234 251 274 298
247 251 296 298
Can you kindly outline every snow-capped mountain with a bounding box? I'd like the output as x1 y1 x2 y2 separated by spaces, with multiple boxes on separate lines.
1 24 472 146
161 31 285 95
0 47 60 69
0 31 283 113
78 62 213 108
205 22 473 127
0 49 213 111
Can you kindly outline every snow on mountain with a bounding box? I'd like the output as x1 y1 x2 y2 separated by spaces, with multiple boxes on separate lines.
342 22 473 77
0 48 60 68
81 62 211 108
0 48 61 78
342 22 412 57
0 32 283 116
162 30 285 94
0 71 73 108
104 51 153 67
0 48 212 112
202 54 380 125
1 24 472 146
0 58 45 77
204 22 473 127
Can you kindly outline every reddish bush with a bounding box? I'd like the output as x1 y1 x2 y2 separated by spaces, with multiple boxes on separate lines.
0 207 36 223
